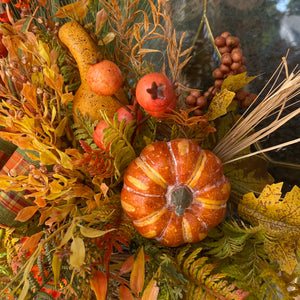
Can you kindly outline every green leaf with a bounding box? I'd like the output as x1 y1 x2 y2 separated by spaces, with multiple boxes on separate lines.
224 155 274 201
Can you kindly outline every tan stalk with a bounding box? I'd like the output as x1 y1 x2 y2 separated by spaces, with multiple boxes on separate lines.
213 57 300 163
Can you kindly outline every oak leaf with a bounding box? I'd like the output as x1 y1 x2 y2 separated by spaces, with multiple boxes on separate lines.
238 183 300 274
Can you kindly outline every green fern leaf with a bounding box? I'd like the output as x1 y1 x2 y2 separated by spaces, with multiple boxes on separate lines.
177 246 249 300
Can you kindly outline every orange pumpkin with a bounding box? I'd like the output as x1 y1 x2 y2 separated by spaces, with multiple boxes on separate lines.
121 138 231 247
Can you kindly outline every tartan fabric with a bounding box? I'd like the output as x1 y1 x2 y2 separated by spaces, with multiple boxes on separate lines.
0 137 17 169
0 149 10 169
0 149 34 228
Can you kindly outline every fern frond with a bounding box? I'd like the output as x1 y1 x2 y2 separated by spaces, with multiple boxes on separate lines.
72 110 98 146
203 220 260 259
100 110 137 177
177 246 249 300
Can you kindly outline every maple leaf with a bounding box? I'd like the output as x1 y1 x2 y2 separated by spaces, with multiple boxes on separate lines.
238 183 300 274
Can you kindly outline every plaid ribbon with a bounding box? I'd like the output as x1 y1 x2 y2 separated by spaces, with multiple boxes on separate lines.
0 147 38 228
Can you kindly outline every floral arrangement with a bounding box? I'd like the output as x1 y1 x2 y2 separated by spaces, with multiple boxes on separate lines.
0 0 299 299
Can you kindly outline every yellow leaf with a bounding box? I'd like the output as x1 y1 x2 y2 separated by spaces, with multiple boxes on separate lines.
130 247 145 296
70 237 85 268
98 32 116 45
58 150 73 170
61 92 73 105
38 40 51 66
60 221 76 247
15 206 39 222
55 0 90 21
206 89 235 121
238 184 300 275
79 226 115 238
31 72 44 88
239 183 300 228
221 72 258 92
40 150 59 165
55 116 68 137
52 253 62 289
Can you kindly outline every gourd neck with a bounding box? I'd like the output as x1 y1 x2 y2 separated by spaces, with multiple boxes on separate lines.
171 186 193 216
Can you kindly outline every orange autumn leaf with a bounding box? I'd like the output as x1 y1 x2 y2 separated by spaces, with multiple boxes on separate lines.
90 270 107 300
119 285 134 300
21 231 44 251
15 205 39 222
141 267 160 300
34 197 47 207
130 247 145 296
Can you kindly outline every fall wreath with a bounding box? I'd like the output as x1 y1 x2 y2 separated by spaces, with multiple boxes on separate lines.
0 0 299 299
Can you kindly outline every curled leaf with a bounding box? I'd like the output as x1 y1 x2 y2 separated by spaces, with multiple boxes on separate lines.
79 226 115 238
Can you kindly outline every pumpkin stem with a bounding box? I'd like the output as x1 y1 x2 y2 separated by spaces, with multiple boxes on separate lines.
146 81 166 100
171 186 193 216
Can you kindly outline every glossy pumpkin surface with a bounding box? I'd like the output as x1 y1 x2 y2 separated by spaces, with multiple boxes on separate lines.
121 138 231 247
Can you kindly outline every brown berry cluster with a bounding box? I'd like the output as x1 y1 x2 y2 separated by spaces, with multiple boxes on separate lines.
185 32 256 113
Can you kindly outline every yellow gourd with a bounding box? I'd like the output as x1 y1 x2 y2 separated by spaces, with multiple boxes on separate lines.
58 21 128 123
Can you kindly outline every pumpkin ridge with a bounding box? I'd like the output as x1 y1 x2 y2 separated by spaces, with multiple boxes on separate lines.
166 141 179 182
194 199 227 209
185 150 206 188
133 207 168 228
123 184 164 198
136 156 167 189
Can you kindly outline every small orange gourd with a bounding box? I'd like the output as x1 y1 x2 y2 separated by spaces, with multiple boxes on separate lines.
121 139 231 247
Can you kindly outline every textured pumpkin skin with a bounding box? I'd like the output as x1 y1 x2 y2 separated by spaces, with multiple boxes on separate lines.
121 138 231 247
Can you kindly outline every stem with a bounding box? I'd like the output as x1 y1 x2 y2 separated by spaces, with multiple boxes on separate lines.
188 0 222 61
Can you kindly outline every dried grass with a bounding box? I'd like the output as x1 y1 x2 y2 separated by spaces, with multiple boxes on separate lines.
213 55 300 164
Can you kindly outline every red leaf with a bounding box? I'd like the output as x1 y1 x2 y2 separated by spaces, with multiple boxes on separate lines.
21 231 44 251
119 255 135 276
119 285 134 300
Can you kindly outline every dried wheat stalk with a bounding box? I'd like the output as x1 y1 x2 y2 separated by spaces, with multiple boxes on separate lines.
213 56 300 164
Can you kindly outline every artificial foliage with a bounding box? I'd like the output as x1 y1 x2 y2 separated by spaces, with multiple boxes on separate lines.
0 0 299 299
